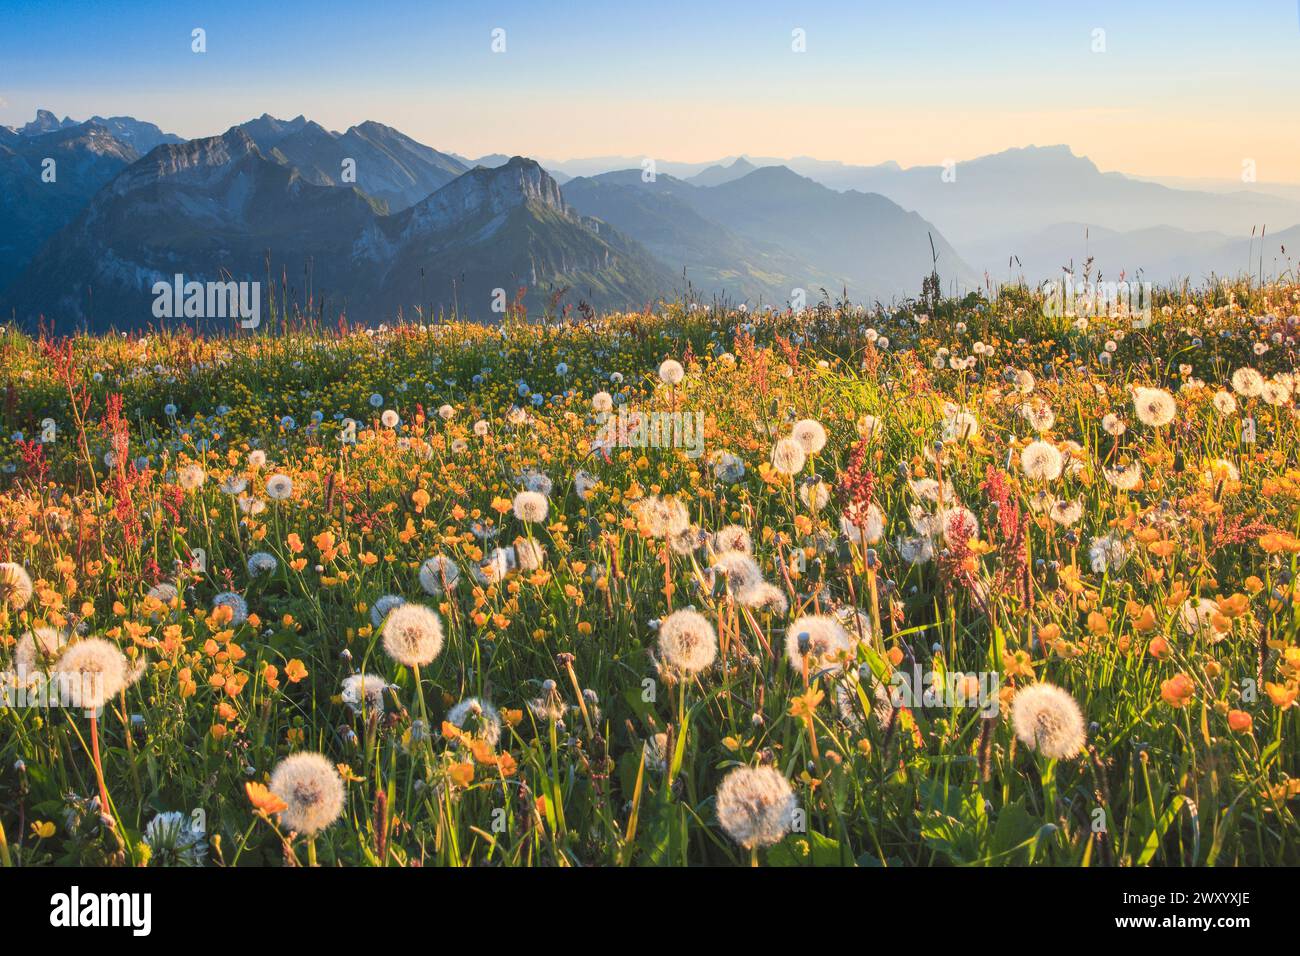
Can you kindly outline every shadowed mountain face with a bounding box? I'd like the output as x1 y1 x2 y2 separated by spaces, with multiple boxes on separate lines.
238 115 468 211
0 121 141 291
1 131 671 331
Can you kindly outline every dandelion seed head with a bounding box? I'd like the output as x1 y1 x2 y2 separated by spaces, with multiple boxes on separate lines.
785 614 854 670
715 765 797 849
791 418 827 454
54 638 128 709
446 696 502 746
418 555 460 595
1010 682 1086 759
513 490 550 524
770 437 807 476
657 609 718 675
269 752 345 835
0 562 34 610
381 603 444 667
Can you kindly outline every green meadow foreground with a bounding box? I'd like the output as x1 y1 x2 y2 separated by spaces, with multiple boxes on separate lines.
1 282 1298 866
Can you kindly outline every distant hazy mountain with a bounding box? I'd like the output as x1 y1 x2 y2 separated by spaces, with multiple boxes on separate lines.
0 121 140 291
687 157 757 187
82 115 182 154
686 166 977 300
15 109 80 136
1 132 669 330
564 170 818 303
762 145 1300 245
566 165 976 303
552 145 1300 281
237 115 467 211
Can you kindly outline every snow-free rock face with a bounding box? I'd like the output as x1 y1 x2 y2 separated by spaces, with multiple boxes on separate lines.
2 136 668 329
401 156 569 239
17 109 79 136
0 121 142 290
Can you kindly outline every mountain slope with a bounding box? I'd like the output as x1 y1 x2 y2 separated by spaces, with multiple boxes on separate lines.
3 128 391 329
688 166 977 300
239 115 468 211
688 157 757 187
2 143 667 330
0 121 140 291
564 171 818 303
363 158 674 317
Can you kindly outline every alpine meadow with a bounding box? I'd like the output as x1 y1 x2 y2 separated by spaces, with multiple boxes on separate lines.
2 1 1299 886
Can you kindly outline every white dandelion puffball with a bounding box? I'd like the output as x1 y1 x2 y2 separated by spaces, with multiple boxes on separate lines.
770 436 807 476
265 473 294 500
591 391 613 414
856 414 883 440
800 479 831 511
1089 532 1131 574
269 752 345 835
840 503 885 546
1132 387 1176 428
1020 440 1063 482
1178 598 1223 640
657 609 718 675
713 524 753 555
177 464 206 491
438 404 456 421
715 765 797 849
1104 461 1142 491
445 697 502 746
143 811 207 867
791 418 827 455
341 673 388 715
1101 413 1126 437
513 490 549 523
14 626 68 676
0 562 34 610
247 551 278 577
735 582 789 615
247 450 267 469
212 591 248 625
786 614 855 670
1231 367 1264 397
635 495 690 540
147 582 179 606
514 537 546 572
382 603 445 667
712 551 763 591
369 594 406 629
1049 499 1082 527
658 359 685 385
1010 682 1086 760
1212 391 1237 416
54 638 129 710
380 409 400 428
418 555 461 595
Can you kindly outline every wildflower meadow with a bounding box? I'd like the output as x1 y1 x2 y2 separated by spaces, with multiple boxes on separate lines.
1 280 1298 868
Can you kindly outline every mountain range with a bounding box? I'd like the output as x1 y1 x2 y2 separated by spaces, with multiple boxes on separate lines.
3 109 1299 332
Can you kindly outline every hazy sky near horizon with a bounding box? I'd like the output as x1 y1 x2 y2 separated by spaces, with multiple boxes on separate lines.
3 0 1298 182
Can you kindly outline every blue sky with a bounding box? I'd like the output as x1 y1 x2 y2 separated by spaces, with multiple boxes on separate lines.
2 0 1297 179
